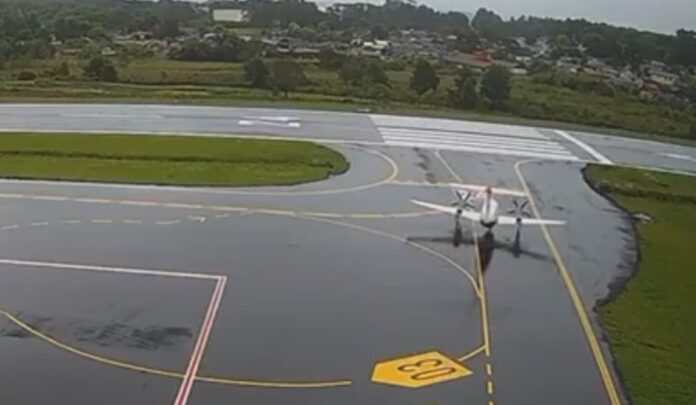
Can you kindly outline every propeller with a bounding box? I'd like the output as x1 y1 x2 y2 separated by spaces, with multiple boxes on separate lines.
507 198 532 219
451 189 475 209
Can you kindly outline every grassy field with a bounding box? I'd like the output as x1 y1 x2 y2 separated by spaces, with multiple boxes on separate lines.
1 57 694 143
0 133 348 186
584 165 696 405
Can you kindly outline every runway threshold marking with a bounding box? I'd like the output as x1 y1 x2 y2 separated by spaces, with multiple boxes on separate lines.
514 160 622 405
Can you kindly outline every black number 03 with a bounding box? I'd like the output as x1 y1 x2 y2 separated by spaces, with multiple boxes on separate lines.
397 358 457 381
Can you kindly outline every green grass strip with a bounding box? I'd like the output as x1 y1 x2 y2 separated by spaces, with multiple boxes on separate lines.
585 164 696 404
0 133 348 186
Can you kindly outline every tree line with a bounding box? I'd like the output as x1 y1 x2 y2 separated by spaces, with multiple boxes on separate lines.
243 55 512 111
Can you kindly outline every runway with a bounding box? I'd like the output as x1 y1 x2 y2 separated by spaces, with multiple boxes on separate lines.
0 103 694 405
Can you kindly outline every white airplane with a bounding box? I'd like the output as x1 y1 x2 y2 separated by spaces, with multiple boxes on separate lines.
412 186 566 231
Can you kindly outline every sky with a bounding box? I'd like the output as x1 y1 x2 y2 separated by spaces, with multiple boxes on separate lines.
318 0 696 34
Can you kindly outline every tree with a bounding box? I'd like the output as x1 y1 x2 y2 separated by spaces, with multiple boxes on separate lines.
318 48 344 70
410 59 440 96
481 65 511 110
244 58 269 88
364 59 389 86
472 8 504 39
582 33 613 58
339 56 366 86
449 66 478 109
271 60 306 97
371 24 389 40
83 56 118 82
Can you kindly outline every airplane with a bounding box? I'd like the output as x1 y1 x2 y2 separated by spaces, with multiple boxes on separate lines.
411 186 566 232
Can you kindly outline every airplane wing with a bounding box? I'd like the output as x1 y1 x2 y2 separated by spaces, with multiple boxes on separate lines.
411 200 482 222
495 215 566 226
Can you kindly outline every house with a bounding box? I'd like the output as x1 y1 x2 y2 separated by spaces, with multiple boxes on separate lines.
212 8 249 23
649 70 679 87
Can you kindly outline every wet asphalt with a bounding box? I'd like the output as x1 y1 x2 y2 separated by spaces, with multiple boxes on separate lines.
0 104 694 405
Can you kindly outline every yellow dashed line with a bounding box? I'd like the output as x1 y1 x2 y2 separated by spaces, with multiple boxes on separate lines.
487 381 494 394
122 219 143 225
73 198 112 204
155 220 182 226
119 200 159 207
486 363 492 376
91 220 113 224
162 203 204 209
1 225 19 230
29 222 49 227
61 220 82 225
31 196 69 202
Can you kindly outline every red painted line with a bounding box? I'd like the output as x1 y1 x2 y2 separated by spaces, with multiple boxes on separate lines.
174 276 227 405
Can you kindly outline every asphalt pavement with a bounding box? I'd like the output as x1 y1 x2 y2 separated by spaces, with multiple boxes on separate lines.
0 103 694 405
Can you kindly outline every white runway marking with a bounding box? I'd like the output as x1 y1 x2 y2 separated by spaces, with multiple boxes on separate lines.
371 115 580 160
174 276 227 405
0 258 220 280
554 130 614 165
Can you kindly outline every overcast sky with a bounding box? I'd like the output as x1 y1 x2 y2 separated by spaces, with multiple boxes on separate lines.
321 0 696 34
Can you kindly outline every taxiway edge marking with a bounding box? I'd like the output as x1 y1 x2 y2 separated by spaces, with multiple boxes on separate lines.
514 160 622 405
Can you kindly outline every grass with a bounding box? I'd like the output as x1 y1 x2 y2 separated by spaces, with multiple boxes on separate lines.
584 164 696 405
0 133 348 186
2 57 694 144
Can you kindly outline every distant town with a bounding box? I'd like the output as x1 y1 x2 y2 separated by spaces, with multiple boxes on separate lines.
1 0 695 138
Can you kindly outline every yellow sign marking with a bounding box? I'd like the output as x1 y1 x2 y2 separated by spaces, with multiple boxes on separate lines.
371 351 472 388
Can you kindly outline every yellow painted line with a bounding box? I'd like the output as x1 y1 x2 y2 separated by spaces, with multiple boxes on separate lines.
31 195 69 202
486 363 492 376
457 344 486 362
73 198 112 204
61 220 82 225
348 213 387 219
514 160 621 405
208 206 250 213
473 232 492 356
119 200 160 207
489 401 495 405
156 220 181 226
303 212 343 219
163 203 205 209
0 193 436 220
299 214 482 298
257 209 296 216
0 310 352 389
487 380 494 394
0 193 26 199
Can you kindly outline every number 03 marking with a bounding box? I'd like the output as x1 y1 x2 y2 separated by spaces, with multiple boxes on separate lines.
397 358 458 381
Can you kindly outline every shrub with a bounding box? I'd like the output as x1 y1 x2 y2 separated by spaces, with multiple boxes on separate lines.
17 70 37 81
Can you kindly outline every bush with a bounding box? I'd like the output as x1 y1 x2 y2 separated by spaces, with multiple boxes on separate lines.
17 70 37 81
83 56 118 82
